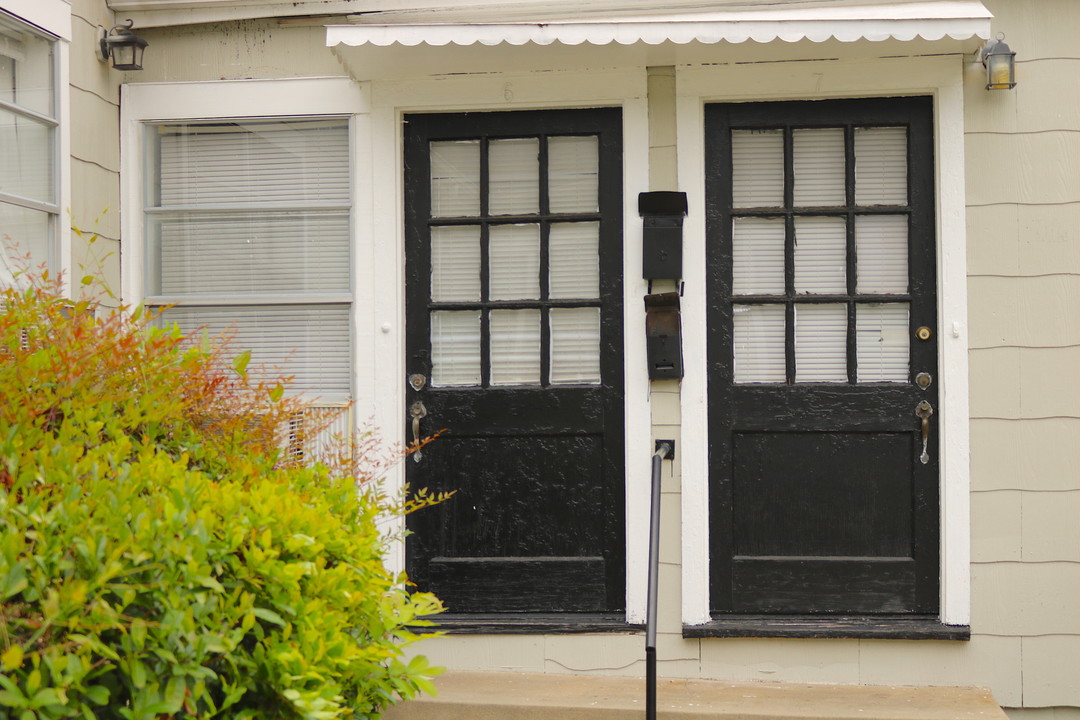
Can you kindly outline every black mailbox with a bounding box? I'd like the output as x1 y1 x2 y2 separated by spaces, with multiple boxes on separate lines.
639 191 687 280
644 292 683 380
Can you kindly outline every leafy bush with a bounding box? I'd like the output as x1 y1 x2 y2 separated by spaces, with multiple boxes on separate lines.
0 277 444 720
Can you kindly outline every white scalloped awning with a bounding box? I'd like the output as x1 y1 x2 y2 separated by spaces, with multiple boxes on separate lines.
327 1 991 79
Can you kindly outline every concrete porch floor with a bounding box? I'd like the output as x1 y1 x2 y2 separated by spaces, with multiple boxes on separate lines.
382 671 1009 720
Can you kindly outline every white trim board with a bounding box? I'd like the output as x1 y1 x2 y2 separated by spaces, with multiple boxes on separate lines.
677 54 972 626
0 0 71 40
119 76 372 409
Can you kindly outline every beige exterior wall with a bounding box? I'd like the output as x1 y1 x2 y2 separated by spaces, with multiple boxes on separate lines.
87 0 1078 713
132 18 345 83
964 0 1080 711
67 0 122 303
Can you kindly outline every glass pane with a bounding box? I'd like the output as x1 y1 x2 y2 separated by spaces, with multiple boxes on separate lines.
156 120 348 207
549 136 598 213
431 140 480 217
0 202 49 285
0 14 55 116
732 129 784 208
793 128 845 207
856 215 908 294
489 138 539 215
490 309 541 386
795 303 847 383
0 109 53 203
857 303 909 383
549 222 599 299
550 307 601 385
733 304 786 384
855 127 907 206
159 304 351 395
148 211 349 296
732 217 785 295
489 223 540 300
432 225 481 302
794 216 846 294
431 310 482 387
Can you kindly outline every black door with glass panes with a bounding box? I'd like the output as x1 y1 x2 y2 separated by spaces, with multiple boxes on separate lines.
705 97 939 615
403 109 625 614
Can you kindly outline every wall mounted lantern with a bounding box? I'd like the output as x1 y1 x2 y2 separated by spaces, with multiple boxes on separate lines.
97 20 149 71
981 33 1015 90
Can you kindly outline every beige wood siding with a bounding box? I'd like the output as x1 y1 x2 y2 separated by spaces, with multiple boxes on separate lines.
69 0 122 301
132 19 345 84
966 0 1080 709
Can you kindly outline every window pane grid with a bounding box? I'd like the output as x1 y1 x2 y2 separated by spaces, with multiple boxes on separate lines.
729 121 911 384
427 133 603 387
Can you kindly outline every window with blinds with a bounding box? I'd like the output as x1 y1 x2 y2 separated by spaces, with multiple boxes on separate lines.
729 125 911 384
427 134 602 388
0 12 58 285
144 119 352 399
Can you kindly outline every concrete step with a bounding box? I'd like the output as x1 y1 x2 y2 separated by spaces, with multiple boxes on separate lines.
383 671 1009 720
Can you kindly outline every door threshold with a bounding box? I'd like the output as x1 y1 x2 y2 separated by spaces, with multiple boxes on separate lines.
423 613 642 635
684 615 969 640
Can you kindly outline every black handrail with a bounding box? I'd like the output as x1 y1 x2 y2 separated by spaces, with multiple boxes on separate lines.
647 441 673 720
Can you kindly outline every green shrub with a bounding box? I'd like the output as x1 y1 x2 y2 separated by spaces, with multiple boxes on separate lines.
0 277 444 720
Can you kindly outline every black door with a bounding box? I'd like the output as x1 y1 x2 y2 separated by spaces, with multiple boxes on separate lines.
404 109 625 614
705 97 939 615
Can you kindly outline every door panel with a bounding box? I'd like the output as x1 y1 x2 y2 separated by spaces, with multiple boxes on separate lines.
706 97 939 615
404 109 624 614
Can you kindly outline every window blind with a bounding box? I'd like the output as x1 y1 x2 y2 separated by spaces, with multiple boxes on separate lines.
430 140 479 217
549 221 599 299
0 13 57 288
148 119 352 399
490 308 541 385
489 223 540 300
157 122 349 206
733 304 786 383
489 138 539 215
855 127 907 206
548 136 599 213
0 109 54 204
731 129 784 208
161 305 352 395
431 225 481 302
152 211 349 296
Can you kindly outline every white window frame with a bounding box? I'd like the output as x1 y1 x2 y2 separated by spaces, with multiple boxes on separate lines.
0 1 70 39
368 70 653 612
677 55 971 626
121 77 370 405
0 3 70 288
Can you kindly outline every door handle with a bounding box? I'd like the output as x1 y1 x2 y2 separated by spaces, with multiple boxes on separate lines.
410 400 428 462
915 400 933 465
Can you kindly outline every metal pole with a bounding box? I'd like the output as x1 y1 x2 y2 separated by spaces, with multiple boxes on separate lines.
647 442 671 720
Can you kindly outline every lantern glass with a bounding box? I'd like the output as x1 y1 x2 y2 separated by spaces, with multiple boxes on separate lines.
111 42 144 71
982 36 1016 91
986 52 1014 89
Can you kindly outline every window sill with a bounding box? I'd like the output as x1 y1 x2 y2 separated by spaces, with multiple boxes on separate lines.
422 613 642 635
684 615 970 640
